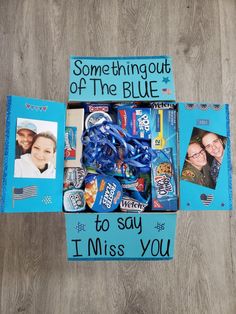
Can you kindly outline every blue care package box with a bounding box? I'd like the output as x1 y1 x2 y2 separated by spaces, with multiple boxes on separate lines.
65 56 178 261
2 56 232 263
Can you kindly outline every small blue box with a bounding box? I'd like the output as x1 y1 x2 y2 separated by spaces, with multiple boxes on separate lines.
150 104 178 211
117 107 152 139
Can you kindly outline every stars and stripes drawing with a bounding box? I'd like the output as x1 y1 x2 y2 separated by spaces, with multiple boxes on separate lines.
200 194 214 206
13 186 37 200
162 88 171 95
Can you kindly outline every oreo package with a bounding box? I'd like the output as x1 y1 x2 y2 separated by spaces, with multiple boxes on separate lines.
151 148 178 211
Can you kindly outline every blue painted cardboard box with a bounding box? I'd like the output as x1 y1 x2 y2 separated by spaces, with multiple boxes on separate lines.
66 56 178 261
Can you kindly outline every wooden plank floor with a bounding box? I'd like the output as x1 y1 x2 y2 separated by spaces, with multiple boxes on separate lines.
0 0 235 313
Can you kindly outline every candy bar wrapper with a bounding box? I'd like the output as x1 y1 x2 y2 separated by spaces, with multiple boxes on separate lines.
151 148 178 211
64 108 84 168
120 178 145 192
117 107 152 139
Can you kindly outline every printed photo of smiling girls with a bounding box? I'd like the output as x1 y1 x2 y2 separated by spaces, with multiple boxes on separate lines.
181 127 227 189
14 118 58 179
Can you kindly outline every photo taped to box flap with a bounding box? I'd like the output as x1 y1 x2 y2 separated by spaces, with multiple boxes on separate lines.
179 103 232 210
1 96 66 213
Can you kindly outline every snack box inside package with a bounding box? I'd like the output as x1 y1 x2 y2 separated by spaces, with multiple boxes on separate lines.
150 103 178 211
63 101 178 214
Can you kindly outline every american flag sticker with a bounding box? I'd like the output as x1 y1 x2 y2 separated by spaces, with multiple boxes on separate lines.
200 194 214 206
13 186 37 200
162 88 171 95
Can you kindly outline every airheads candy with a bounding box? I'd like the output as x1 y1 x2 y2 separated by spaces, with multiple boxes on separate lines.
84 175 123 212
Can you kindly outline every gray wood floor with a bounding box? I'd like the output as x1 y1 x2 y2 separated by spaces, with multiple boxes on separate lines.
0 0 236 313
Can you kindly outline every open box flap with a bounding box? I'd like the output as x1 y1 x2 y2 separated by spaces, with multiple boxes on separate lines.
65 212 177 261
1 96 66 213
179 103 232 210
69 56 176 102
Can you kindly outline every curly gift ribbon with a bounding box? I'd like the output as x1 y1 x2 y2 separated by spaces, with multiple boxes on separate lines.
82 121 156 175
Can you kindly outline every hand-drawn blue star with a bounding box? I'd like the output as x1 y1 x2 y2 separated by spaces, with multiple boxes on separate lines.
75 221 86 233
154 222 165 232
162 77 170 84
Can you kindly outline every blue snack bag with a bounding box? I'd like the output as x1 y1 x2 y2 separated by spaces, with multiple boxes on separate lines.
151 148 178 211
